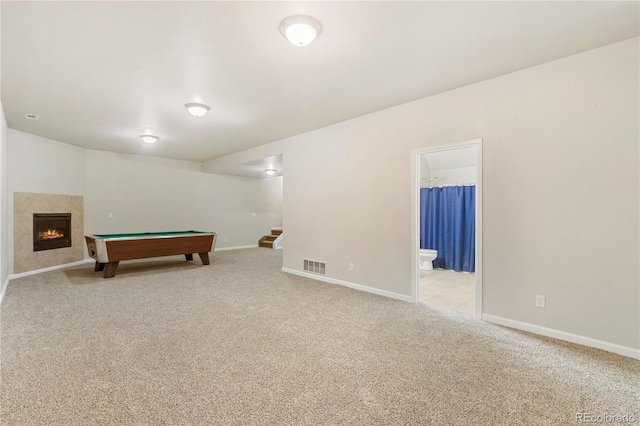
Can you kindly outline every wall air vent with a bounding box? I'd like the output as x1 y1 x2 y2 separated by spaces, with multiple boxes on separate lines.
25 114 39 120
303 259 326 275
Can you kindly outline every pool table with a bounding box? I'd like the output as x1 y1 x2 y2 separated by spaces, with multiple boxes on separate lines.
84 230 216 278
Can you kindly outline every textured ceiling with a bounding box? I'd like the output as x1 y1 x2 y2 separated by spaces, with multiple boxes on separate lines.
2 1 638 162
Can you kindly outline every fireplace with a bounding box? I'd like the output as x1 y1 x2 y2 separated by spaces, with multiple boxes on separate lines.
33 213 71 252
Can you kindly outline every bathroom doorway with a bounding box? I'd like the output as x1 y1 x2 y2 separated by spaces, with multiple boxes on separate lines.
411 139 482 318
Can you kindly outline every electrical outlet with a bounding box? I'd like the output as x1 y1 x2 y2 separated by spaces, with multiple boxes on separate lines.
108 212 113 218
223 237 227 242
349 263 354 271
535 295 546 308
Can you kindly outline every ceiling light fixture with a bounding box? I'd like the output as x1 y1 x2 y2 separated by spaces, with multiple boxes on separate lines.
140 134 159 144
185 103 211 117
265 169 277 176
279 15 322 47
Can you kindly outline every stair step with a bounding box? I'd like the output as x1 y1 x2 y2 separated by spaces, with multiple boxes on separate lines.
258 235 275 248
259 230 282 249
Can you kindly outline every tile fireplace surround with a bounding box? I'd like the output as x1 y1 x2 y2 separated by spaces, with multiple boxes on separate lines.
14 192 84 274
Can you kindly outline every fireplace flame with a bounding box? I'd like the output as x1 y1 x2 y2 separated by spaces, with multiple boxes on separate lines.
40 229 64 240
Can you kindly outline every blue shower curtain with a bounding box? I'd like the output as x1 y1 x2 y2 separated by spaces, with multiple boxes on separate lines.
420 186 475 272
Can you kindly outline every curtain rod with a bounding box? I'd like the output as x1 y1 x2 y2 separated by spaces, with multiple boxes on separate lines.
424 183 476 188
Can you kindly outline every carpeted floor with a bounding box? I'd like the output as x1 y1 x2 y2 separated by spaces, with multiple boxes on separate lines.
1 248 638 425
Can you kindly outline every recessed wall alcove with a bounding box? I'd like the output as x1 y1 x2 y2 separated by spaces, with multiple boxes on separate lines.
14 192 84 273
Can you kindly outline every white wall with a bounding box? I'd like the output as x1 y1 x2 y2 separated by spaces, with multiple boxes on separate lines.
203 151 284 236
262 175 283 230
84 150 270 248
477 38 638 351
0 103 9 294
6 131 277 275
8 129 86 196
7 129 87 274
229 38 639 351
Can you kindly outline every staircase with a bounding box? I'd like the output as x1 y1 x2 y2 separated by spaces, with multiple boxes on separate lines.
259 228 283 249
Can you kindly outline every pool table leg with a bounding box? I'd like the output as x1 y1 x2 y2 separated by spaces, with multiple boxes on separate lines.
94 261 105 272
185 254 194 261
103 261 119 278
198 252 210 265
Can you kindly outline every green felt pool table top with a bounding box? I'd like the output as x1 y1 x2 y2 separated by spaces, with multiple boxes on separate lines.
91 230 213 240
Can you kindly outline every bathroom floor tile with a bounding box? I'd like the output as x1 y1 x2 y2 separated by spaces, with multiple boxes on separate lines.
420 269 476 316
420 288 446 298
454 305 476 316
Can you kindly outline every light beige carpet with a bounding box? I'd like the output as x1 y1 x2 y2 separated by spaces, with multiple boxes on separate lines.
1 248 638 425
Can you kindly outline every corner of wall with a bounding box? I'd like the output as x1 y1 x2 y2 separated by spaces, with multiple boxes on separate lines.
0 101 10 286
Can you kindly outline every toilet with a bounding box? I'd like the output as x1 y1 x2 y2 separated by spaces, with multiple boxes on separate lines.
419 249 438 271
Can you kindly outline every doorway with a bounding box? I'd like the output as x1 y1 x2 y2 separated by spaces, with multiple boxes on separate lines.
411 139 482 318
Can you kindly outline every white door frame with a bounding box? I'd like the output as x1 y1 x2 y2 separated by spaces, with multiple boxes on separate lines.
410 139 483 319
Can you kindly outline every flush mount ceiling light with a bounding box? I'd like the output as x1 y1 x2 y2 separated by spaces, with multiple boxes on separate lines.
185 103 210 117
265 169 277 176
279 15 322 47
140 134 159 144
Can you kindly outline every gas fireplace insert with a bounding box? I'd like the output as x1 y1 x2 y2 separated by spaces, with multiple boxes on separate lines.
33 213 71 252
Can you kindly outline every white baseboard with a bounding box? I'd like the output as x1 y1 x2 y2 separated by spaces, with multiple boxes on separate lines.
0 275 10 306
482 314 640 360
3 246 256 291
282 267 412 303
214 244 259 252
9 259 94 281
1 259 95 306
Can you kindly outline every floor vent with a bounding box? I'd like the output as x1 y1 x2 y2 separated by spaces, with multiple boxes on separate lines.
303 259 326 275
